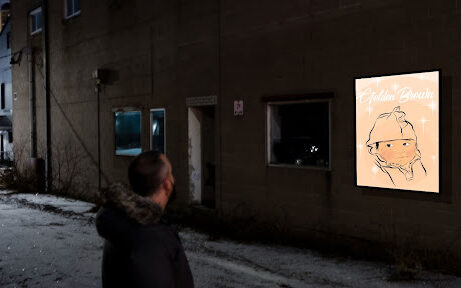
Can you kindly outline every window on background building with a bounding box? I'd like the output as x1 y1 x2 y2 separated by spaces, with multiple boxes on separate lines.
65 0 81 19
267 100 330 168
1 83 5 110
114 111 141 156
150 109 165 154
29 7 42 35
6 32 10 49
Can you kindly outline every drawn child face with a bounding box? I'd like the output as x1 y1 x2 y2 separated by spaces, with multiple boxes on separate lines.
376 139 417 166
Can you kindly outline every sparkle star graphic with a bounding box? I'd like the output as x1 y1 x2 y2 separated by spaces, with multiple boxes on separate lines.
372 166 379 175
366 105 373 117
392 82 399 91
426 99 437 116
420 117 429 135
357 143 364 156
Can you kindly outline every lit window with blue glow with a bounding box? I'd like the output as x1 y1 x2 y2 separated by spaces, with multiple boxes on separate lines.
150 109 165 154
115 111 141 156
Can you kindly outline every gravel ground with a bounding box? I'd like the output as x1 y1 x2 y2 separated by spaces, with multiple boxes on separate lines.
1 192 460 288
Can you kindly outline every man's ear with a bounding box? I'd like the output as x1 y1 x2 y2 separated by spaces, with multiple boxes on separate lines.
163 178 173 193
160 178 168 193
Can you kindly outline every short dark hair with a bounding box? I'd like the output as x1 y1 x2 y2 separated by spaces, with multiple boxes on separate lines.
128 151 168 196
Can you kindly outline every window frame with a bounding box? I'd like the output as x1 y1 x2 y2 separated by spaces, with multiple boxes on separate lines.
29 7 42 36
149 108 166 155
266 99 332 170
113 109 142 157
1 83 5 110
64 0 81 20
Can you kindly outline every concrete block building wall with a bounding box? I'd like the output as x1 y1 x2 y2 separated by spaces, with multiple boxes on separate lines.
10 0 461 265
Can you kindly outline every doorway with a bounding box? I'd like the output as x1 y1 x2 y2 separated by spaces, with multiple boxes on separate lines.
188 106 216 208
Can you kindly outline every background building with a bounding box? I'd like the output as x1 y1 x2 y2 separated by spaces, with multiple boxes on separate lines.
0 0 12 166
10 0 461 271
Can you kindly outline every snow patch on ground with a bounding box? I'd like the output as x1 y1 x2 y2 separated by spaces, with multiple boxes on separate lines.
8 193 94 214
0 191 95 219
0 203 101 287
180 227 461 288
1 192 461 287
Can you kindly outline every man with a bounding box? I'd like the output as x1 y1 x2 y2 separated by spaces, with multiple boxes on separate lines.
96 151 194 287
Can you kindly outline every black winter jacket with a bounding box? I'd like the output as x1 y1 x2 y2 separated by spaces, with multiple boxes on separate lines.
96 183 194 288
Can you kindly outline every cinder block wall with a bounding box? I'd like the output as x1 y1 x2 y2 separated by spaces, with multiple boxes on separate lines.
218 0 461 261
11 0 461 265
10 1 192 202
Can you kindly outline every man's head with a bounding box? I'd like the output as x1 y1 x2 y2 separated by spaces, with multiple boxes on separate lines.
128 151 175 207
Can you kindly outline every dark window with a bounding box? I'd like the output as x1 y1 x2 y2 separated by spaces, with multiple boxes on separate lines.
1 134 4 161
29 7 42 35
114 111 141 156
268 101 330 168
7 131 12 143
65 0 81 18
6 32 10 49
150 109 165 154
1 83 5 110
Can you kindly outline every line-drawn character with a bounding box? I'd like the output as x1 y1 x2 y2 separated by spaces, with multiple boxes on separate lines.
366 106 427 186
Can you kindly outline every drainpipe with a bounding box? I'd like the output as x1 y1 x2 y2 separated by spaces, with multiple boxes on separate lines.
28 47 37 158
217 0 223 213
42 0 52 193
92 69 110 191
96 77 101 192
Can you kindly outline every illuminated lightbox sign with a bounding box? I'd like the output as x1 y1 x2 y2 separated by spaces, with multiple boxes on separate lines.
355 71 439 193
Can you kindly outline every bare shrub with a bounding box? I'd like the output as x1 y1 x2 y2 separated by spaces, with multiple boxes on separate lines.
0 138 38 193
378 222 424 281
51 139 94 201
0 137 95 202
387 241 423 281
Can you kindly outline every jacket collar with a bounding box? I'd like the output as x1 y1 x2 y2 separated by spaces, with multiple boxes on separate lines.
100 182 163 226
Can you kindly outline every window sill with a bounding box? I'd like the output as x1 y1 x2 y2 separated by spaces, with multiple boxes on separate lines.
267 163 331 172
0 110 12 116
62 11 81 24
115 154 139 158
115 148 142 157
30 29 42 36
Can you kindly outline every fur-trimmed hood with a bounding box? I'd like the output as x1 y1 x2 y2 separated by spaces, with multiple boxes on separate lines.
99 182 163 226
96 183 195 287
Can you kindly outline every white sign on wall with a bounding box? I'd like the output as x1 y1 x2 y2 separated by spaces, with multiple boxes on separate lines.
234 100 243 116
